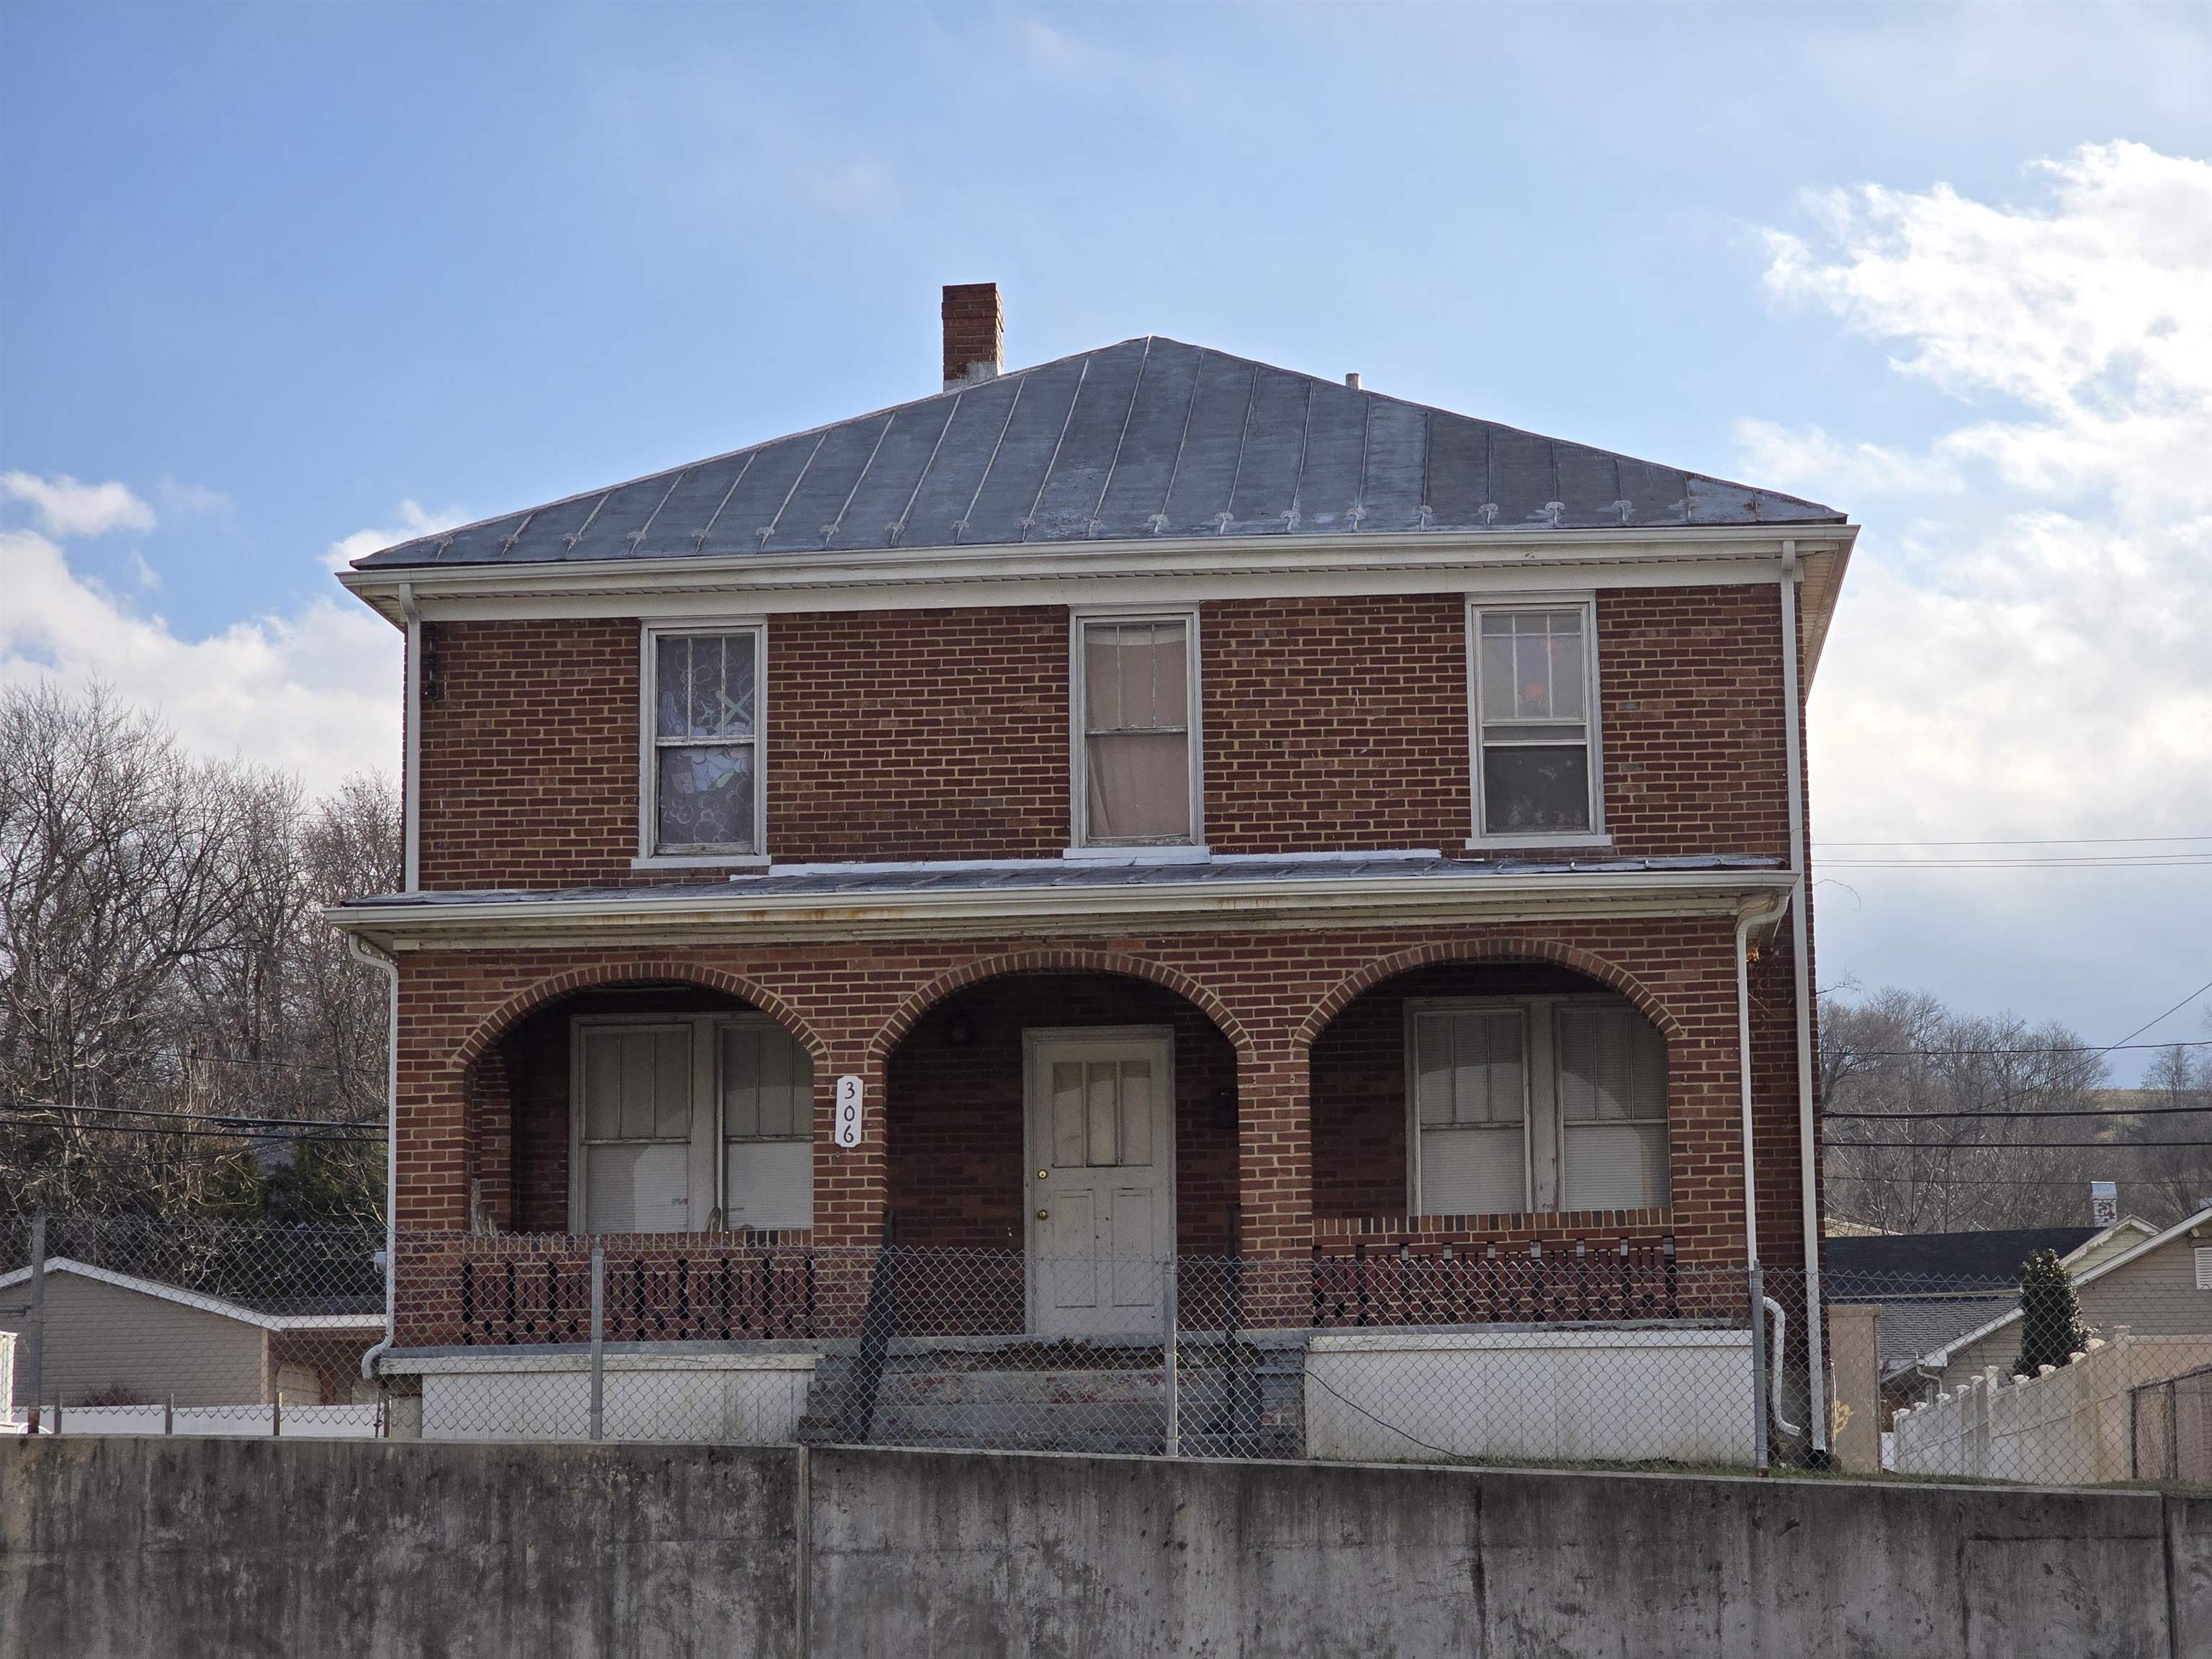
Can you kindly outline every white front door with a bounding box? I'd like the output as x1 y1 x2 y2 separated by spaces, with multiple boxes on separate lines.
1024 1028 1176 1337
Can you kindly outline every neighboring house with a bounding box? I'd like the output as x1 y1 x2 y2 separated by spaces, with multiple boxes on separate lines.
1907 1207 2212 1395
1827 1221 2153 1401
324 285 1855 1453
0 1259 385 1411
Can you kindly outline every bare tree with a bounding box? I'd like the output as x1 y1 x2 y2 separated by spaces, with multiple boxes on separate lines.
0 682 397 1220
1822 987 2212 1233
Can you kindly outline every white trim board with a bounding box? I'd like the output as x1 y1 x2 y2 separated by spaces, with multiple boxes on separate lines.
0 1259 387 1334
338 530 1854 685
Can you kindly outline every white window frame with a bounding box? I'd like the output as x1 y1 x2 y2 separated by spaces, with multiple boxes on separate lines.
568 1012 816 1234
1405 992 1668 1218
637 620 770 870
1465 595 1609 850
1067 606 1205 855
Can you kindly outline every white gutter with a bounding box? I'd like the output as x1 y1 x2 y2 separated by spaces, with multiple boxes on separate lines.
321 868 1797 952
399 581 421 894
349 934 401 1380
1780 541 1829 1455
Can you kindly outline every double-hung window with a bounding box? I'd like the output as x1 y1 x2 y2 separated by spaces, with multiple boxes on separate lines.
1407 994 1668 1215
645 626 765 860
1470 603 1601 840
1076 614 1199 847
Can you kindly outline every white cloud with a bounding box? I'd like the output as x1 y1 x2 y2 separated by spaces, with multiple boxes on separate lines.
1750 142 2212 1067
157 480 235 519
1750 141 2212 847
1 471 157 538
324 499 465 573
0 505 460 796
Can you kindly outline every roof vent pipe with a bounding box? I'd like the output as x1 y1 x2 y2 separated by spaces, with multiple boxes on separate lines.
942 283 1004 391
1344 372 1361 390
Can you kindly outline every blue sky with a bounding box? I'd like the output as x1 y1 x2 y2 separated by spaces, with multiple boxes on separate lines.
4 3 2209 1079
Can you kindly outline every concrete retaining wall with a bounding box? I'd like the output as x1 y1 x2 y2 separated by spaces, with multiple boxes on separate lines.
2 1437 2200 1658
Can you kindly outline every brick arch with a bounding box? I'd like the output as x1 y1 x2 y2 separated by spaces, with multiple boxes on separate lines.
1294 937 1688 1050
448 961 827 1074
868 949 1253 1063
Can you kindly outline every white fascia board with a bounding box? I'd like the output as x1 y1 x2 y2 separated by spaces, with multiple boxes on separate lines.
321 869 1792 951
338 528 1853 651
0 1257 382 1333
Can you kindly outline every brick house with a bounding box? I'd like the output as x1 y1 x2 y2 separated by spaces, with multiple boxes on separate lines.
328 285 1853 1454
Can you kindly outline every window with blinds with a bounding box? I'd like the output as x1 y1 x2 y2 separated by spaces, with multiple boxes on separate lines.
1079 616 1196 845
1406 994 1668 1218
1471 605 1599 840
721 1022 815 1231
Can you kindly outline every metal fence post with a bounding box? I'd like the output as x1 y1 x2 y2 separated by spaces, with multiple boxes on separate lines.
589 1241 606 1443
26 1210 45 1435
1748 1264 1771 1472
1163 1257 1180 1457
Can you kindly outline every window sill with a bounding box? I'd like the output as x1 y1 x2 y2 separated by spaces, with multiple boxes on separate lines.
630 853 771 872
1061 844 1213 865
1462 834 1615 854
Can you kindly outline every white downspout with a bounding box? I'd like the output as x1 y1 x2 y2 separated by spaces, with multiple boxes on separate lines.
1735 888 1791 1272
1780 541 1829 1454
400 582 421 894
349 932 400 1380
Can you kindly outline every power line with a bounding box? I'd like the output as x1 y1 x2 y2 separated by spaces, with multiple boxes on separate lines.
1820 858 2212 869
1827 1101 2212 1120
0 1121 385 1145
3 1102 384 1135
1819 835 2212 848
1837 1137 2212 1151
1840 1037 2212 1060
2110 977 2212 1049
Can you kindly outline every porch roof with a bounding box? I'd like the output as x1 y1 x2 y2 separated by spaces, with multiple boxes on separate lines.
325 852 1791 947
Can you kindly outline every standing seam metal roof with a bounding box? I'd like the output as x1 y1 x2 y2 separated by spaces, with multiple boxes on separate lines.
352 337 1844 569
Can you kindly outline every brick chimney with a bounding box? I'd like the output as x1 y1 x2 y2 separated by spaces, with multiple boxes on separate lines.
942 282 1003 391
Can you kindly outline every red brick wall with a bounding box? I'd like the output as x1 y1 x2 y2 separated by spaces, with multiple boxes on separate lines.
418 618 637 890
393 917 1805 1273
411 585 1792 887
768 607 1068 862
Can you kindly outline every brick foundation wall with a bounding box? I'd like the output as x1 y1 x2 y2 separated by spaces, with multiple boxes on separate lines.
411 586 1791 887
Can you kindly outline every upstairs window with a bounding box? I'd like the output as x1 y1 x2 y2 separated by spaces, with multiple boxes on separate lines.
647 627 764 858
1408 994 1668 1215
1470 603 1601 840
1076 615 1199 846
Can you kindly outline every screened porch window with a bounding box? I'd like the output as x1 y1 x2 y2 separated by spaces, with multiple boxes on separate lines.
1408 995 1668 1215
1078 616 1196 845
721 1022 815 1231
1472 606 1599 838
577 1025 696 1234
649 628 763 855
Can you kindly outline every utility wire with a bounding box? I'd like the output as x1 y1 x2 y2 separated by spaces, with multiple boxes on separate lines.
1840 1037 2212 1060
1839 1137 2212 1151
4 1102 384 1134
1827 1102 2212 1120
1819 835 2212 848
0 1122 385 1145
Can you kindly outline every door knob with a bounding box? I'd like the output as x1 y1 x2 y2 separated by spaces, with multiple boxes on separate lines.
1037 1209 1050 1220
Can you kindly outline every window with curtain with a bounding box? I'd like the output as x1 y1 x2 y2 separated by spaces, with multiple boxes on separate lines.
721 1022 815 1231
650 629 762 855
1079 617 1194 845
1473 606 1597 837
1408 994 1668 1216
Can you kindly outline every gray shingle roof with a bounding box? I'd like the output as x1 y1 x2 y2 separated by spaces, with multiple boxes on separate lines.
351 338 1844 570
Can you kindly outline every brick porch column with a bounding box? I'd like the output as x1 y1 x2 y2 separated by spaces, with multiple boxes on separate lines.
811 1051 889 1251
1235 1044 1312 1259
395 982 469 1235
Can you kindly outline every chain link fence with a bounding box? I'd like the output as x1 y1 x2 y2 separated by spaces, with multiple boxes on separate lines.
9 1213 2211 1490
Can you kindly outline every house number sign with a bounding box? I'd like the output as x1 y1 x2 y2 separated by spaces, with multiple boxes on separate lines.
833 1075 865 1148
